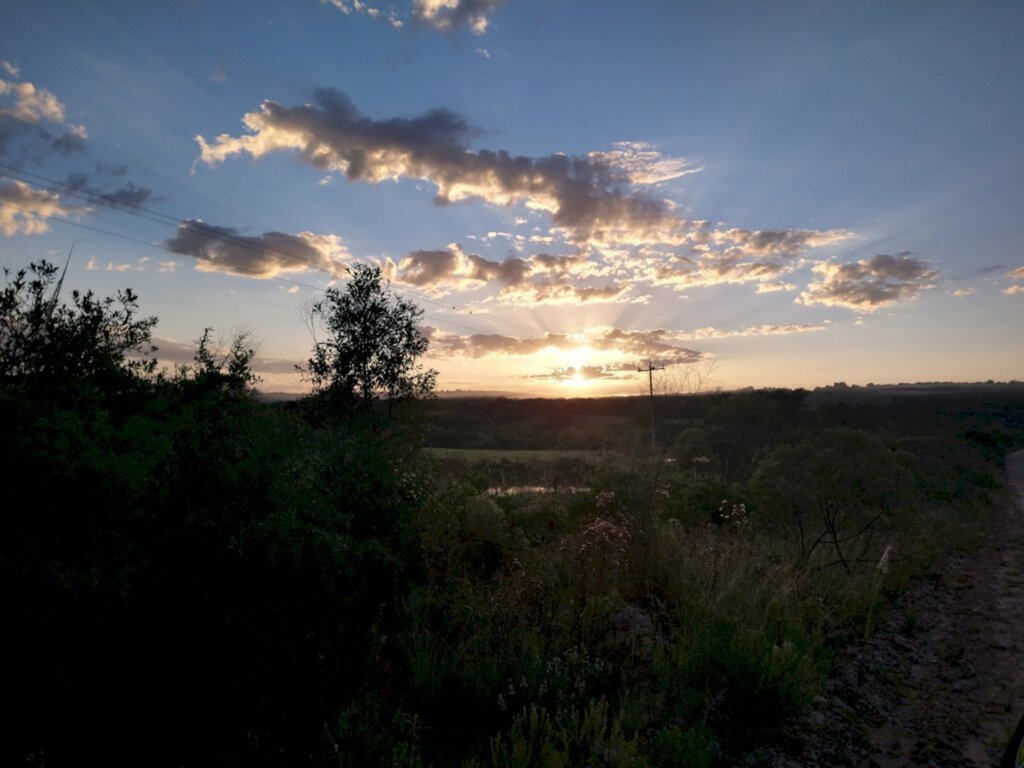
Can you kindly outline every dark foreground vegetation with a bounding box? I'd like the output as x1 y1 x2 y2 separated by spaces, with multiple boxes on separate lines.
4 261 1023 766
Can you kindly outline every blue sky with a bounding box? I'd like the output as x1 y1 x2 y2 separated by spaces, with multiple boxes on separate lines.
2 0 1022 394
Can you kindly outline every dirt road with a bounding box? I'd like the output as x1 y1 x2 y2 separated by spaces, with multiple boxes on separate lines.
751 451 1024 767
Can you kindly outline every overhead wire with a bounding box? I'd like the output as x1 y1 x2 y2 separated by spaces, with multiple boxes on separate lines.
0 162 543 336
0 200 523 338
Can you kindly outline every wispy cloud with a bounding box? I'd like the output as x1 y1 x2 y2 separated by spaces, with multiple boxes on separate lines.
588 141 702 185
321 0 405 30
673 323 825 340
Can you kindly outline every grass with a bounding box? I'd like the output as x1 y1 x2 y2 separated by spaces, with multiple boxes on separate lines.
425 447 604 462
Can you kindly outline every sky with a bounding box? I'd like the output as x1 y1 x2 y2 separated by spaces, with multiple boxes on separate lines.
1 0 1022 396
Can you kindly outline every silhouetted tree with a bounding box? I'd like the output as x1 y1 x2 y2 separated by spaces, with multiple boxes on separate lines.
0 260 157 396
305 263 436 414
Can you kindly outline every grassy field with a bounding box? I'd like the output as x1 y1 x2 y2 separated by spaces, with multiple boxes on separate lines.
425 447 604 462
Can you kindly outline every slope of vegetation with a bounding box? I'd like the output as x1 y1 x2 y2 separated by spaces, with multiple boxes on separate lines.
4 261 1022 766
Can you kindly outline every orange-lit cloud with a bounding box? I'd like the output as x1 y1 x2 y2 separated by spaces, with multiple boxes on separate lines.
424 325 703 369
0 178 81 235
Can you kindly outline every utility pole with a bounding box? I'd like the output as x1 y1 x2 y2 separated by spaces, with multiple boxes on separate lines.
638 360 664 453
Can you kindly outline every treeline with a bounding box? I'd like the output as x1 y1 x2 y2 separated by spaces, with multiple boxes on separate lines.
4 261 1023 766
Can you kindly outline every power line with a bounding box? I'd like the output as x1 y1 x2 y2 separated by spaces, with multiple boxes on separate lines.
0 162 542 336
0 200 521 338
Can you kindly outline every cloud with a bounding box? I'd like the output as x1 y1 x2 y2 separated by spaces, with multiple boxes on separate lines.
0 178 82 235
413 0 506 35
322 0 404 30
527 365 623 382
400 248 461 286
392 244 629 304
673 323 825 340
426 325 703 368
1 61 19 78
498 280 633 305
103 181 158 208
756 281 797 293
65 172 158 210
197 89 851 294
953 287 976 297
588 141 702 185
798 252 937 310
210 62 229 83
0 74 89 159
0 78 66 124
195 88 689 247
1005 285 1024 296
165 219 350 279
653 228 852 290
1006 266 1024 280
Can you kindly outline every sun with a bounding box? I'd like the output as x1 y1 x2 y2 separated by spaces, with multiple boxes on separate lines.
566 344 595 372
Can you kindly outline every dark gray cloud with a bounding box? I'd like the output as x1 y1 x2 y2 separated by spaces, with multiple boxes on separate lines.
400 248 460 286
103 181 158 208
800 252 938 310
466 253 529 284
65 172 158 210
532 252 587 275
165 219 349 279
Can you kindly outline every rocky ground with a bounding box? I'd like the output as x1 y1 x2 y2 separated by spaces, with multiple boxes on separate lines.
747 451 1024 767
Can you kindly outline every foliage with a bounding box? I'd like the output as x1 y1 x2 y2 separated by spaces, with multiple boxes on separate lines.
751 427 913 573
0 260 157 396
4 258 1020 766
306 262 437 415
173 326 261 392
